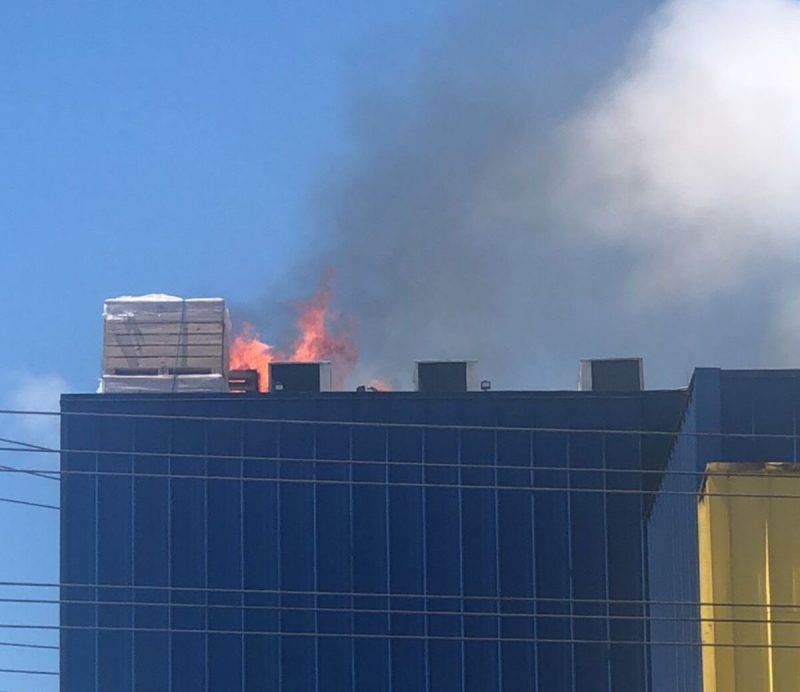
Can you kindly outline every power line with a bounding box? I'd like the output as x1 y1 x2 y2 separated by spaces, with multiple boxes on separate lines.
5 579 800 612
3 440 800 483
1 435 799 500
0 668 56 677
0 445 678 479
0 437 60 482
2 463 797 500
0 436 55 454
0 641 57 651
8 594 800 627
0 497 58 511
0 449 796 500
0 464 59 482
1 407 797 441
0 621 793 651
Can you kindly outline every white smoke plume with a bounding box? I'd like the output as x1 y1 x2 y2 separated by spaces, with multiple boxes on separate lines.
309 0 800 389
1 372 67 450
563 0 800 295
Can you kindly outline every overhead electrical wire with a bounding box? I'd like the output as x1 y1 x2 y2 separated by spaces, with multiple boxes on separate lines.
1 430 800 500
3 579 799 612
0 668 57 677
0 437 60 482
0 463 59 482
0 496 58 511
4 594 800 628
0 436 55 454
1 406 799 442
3 439 800 483
0 463 792 501
0 621 792 651
0 641 57 651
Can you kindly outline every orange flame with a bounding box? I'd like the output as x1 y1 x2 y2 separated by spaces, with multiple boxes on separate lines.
229 273 357 392
368 378 393 392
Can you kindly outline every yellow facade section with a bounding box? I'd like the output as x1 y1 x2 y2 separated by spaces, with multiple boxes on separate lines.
698 463 800 692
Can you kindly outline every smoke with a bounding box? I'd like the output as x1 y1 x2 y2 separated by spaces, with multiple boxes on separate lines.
311 0 800 389
563 0 800 294
1 372 67 450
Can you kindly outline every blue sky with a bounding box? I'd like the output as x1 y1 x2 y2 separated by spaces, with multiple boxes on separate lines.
0 0 666 687
0 0 449 390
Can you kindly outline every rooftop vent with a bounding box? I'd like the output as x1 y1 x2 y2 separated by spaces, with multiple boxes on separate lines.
579 358 644 393
229 369 260 394
414 361 477 393
269 362 332 393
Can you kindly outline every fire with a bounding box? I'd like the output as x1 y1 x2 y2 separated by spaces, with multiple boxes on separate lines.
229 325 280 391
229 273 357 392
368 378 393 392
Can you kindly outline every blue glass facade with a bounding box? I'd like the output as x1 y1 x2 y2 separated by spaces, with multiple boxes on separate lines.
61 389 685 691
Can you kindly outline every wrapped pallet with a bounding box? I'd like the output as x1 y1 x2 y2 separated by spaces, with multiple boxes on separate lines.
100 294 230 393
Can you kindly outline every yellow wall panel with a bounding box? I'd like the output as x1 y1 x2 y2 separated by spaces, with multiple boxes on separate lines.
699 463 800 692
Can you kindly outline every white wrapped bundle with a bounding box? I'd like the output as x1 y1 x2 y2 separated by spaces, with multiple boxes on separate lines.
103 295 228 323
99 374 229 394
101 294 231 393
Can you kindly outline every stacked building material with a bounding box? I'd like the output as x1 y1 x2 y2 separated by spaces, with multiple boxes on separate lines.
100 294 230 393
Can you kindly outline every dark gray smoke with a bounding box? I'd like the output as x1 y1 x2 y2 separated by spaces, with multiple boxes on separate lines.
310 0 800 390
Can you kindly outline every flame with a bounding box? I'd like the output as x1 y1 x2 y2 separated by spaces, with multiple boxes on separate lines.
229 273 357 392
229 324 279 393
368 378 393 392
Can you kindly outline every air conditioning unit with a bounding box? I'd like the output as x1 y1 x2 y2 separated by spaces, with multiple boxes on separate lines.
414 360 478 393
579 358 644 392
269 362 332 393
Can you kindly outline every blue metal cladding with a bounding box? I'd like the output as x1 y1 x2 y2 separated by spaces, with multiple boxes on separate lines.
646 369 800 692
60 390 685 692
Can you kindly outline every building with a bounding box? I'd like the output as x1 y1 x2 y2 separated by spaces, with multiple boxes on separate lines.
61 295 800 689
60 381 686 691
647 369 800 692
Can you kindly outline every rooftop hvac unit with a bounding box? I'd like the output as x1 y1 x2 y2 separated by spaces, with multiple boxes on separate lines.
414 361 478 393
99 295 230 393
579 358 644 393
229 369 260 394
269 362 332 393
